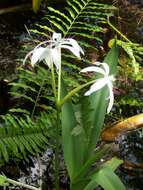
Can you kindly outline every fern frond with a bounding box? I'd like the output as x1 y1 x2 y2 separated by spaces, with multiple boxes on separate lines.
0 113 51 164
28 0 116 93
10 66 54 115
35 0 116 51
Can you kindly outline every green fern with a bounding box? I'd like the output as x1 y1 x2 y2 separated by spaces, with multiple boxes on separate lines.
33 0 116 53
29 0 117 92
0 0 117 165
10 66 54 117
0 112 51 165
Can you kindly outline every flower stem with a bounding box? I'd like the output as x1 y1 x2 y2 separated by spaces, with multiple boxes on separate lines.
59 79 96 106
2 175 40 190
57 48 62 103
51 63 57 99
55 106 61 190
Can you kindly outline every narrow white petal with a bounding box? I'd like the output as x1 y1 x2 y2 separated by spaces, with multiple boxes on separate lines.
61 44 82 59
62 39 84 55
101 63 110 75
51 48 61 70
80 66 106 75
84 78 107 96
84 89 93 96
31 47 49 66
95 62 109 75
23 50 33 65
107 82 114 113
45 51 52 68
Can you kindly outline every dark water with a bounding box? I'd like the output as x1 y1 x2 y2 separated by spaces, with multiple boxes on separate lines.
116 130 143 190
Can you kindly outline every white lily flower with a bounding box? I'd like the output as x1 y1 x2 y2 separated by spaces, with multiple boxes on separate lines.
80 62 115 113
24 32 84 70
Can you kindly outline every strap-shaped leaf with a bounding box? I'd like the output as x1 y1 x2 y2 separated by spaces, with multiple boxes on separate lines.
86 44 119 157
71 145 110 185
84 158 125 190
61 79 86 180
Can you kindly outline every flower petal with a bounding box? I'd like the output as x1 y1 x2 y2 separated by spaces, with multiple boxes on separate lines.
62 39 84 55
107 82 114 113
51 47 61 70
95 62 109 75
84 78 107 96
44 50 52 68
23 50 33 65
31 47 49 67
61 44 83 59
80 66 106 75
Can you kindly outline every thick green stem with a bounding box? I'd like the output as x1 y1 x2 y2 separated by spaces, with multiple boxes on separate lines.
107 17 132 43
59 79 96 106
3 175 40 190
55 107 61 190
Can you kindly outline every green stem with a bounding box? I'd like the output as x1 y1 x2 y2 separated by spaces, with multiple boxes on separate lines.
107 17 132 43
59 79 96 106
31 78 45 119
3 175 40 190
57 48 62 103
51 63 57 99
55 107 61 190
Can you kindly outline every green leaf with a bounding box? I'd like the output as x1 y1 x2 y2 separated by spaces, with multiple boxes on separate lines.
104 157 123 171
86 44 119 157
85 165 125 190
71 145 110 186
61 79 86 180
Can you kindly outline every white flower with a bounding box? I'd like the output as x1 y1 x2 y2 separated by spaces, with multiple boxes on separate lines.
23 32 84 69
80 62 115 113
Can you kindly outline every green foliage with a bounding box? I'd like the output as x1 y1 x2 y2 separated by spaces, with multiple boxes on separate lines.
0 1 126 189
115 39 143 78
61 44 124 189
33 0 116 56
40 0 115 36
84 157 125 190
0 112 51 164
10 66 54 116
29 0 117 97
